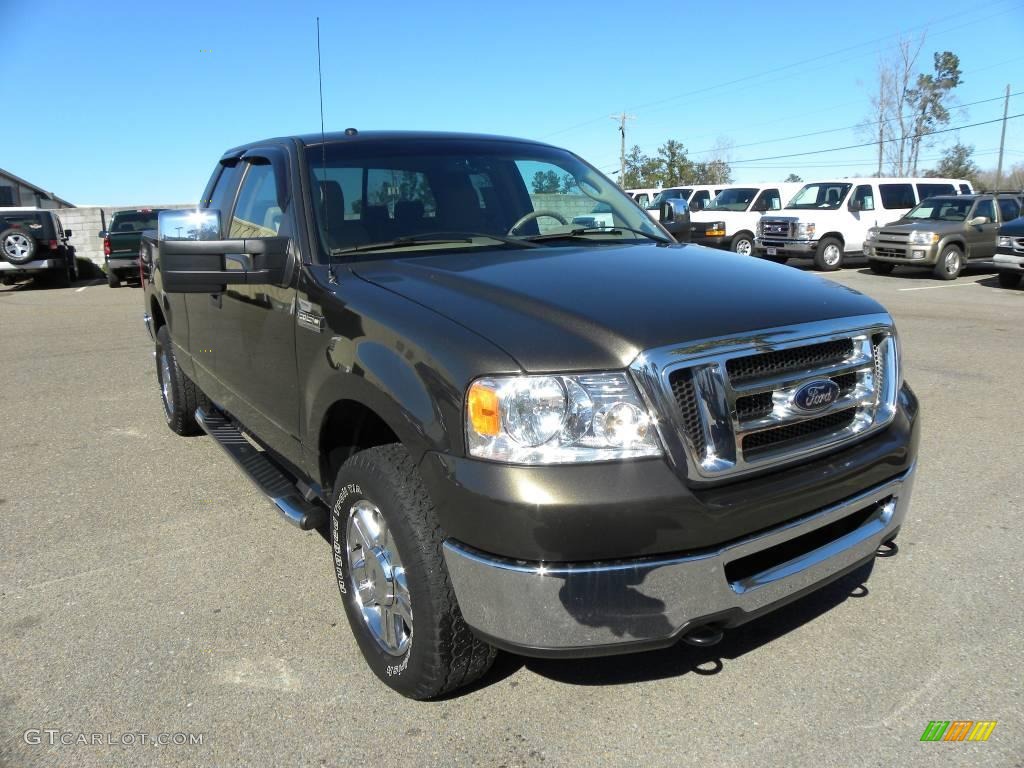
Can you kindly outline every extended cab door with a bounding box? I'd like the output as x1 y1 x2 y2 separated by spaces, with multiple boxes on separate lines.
209 152 303 466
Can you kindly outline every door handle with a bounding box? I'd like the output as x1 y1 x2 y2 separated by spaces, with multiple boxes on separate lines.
210 293 222 308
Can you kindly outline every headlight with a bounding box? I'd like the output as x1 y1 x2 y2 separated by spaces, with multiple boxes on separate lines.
908 231 938 245
706 221 727 236
466 372 662 464
866 227 880 240
796 222 816 239
998 236 1013 248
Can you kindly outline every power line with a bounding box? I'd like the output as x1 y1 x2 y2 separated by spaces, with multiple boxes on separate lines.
538 0 1022 140
727 113 1024 166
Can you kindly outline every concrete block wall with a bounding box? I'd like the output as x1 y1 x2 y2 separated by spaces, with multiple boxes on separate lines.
57 204 193 266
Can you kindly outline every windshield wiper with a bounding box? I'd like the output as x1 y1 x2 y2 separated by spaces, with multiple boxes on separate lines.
331 231 539 258
523 226 673 245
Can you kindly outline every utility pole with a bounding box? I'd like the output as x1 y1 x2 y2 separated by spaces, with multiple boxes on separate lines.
876 79 884 177
994 84 1010 190
611 112 636 187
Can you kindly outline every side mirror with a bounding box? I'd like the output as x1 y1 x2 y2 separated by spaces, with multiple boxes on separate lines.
967 216 988 226
63 229 73 238
98 230 108 238
159 208 223 241
156 209 288 293
661 198 689 223
849 199 862 212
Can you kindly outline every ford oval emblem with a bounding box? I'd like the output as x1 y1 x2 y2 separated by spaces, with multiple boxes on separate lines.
793 379 840 411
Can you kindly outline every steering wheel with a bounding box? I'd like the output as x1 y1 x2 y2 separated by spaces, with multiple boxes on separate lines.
508 210 568 236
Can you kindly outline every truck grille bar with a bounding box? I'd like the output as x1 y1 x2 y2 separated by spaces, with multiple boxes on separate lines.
630 315 900 483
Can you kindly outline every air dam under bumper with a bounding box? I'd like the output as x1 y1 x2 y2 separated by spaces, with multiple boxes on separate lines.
443 465 914 657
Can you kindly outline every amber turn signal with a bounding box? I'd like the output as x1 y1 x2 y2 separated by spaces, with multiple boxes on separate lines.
468 382 501 436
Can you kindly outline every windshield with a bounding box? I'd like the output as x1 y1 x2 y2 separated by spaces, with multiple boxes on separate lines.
787 183 852 210
305 139 665 258
705 188 758 212
109 210 161 232
905 198 972 221
648 189 691 210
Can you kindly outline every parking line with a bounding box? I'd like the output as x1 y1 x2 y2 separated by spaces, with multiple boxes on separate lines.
75 286 87 293
897 282 980 292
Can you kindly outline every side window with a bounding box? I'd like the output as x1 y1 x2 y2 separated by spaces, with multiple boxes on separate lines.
959 183 972 194
230 163 283 238
917 183 954 199
879 183 915 210
755 189 781 211
852 185 875 211
635 193 650 207
206 162 244 216
997 198 1020 222
973 199 995 222
690 190 710 210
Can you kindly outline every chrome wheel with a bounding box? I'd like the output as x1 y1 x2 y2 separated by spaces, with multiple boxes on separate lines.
346 499 412 656
943 249 961 275
3 233 32 260
734 237 753 256
158 349 174 419
822 243 841 266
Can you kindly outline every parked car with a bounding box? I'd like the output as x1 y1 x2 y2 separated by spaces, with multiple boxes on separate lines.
756 177 973 270
142 130 917 699
690 182 804 255
644 185 724 221
0 208 78 287
101 208 166 287
863 194 1021 279
571 201 615 229
995 210 1024 288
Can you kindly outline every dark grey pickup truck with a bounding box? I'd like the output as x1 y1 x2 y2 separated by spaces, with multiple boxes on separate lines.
141 131 919 699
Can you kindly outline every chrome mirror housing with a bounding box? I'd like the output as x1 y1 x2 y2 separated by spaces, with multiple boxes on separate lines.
158 209 222 241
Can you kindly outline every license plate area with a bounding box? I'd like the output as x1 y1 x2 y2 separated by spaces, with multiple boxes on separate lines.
766 247 777 256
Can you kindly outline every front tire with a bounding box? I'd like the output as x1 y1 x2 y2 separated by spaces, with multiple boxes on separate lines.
330 444 496 699
933 245 962 280
868 259 895 275
107 270 120 288
154 325 206 435
813 237 843 271
731 232 754 256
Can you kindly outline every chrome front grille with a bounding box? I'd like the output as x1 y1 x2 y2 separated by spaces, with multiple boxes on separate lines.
760 219 793 239
631 315 900 482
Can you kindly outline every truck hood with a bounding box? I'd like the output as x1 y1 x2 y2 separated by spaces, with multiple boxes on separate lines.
351 243 885 372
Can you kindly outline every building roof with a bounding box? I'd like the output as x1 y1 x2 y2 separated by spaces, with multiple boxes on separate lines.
0 167 74 208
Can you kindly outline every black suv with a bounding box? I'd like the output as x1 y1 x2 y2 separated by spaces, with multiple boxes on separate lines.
0 209 78 287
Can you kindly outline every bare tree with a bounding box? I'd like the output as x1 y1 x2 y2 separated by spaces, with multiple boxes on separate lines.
888 34 926 175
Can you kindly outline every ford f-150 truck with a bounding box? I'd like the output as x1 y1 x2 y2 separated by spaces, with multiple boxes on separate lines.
101 208 166 287
141 131 919 699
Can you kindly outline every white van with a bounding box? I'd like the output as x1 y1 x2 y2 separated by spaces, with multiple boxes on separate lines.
625 188 661 208
642 184 725 221
755 177 973 270
690 182 804 254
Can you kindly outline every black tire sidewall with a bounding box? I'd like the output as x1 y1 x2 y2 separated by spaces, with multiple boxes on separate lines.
329 459 439 697
869 259 894 275
997 271 1021 288
814 238 843 271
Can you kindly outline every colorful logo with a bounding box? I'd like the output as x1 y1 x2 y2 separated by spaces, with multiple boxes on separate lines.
920 721 997 742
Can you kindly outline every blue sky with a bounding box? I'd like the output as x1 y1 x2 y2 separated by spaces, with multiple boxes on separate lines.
4 0 1023 205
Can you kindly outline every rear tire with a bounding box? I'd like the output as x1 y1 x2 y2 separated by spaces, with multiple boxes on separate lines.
868 260 895 275
107 270 120 288
330 444 496 699
813 238 843 271
155 325 206 435
997 271 1022 288
932 245 962 280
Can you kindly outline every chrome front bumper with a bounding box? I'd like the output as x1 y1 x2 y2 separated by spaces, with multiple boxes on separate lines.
443 465 915 656
755 238 815 255
0 258 61 272
994 253 1024 271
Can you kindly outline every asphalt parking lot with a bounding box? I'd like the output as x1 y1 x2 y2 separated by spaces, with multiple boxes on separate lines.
1 262 1021 768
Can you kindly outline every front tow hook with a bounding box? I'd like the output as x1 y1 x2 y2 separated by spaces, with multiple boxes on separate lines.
875 539 899 558
681 625 724 648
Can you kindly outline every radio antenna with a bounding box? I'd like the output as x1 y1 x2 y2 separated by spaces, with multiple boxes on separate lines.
316 17 336 283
